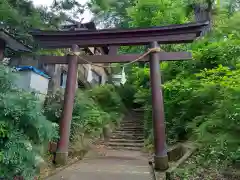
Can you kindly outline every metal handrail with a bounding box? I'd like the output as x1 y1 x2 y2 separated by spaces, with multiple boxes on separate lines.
149 161 157 180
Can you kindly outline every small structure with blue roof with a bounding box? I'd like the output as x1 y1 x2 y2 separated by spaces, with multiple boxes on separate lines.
14 66 50 100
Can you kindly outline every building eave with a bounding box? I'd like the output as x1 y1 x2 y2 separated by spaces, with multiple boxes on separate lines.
0 29 32 52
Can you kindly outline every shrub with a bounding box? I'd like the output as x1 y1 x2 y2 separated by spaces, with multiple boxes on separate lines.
187 65 240 163
127 34 240 164
141 65 240 163
116 83 136 108
0 64 58 179
44 84 125 141
71 90 111 139
43 90 64 123
88 84 125 123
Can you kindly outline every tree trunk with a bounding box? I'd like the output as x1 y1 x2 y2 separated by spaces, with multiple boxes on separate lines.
0 39 6 61
193 3 212 35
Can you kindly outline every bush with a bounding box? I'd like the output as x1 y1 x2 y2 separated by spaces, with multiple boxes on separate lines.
126 26 240 164
192 39 240 71
187 65 240 163
71 90 111 139
116 84 136 108
43 90 64 123
133 64 240 163
88 84 125 123
44 84 126 142
44 90 110 139
0 64 58 179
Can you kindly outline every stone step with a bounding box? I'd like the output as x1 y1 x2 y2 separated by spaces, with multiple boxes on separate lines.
132 108 144 112
120 126 143 129
117 127 144 131
119 124 144 128
110 134 144 139
129 117 143 120
120 123 144 127
106 146 143 151
114 132 144 136
113 130 144 134
119 128 144 131
109 138 144 143
120 123 143 126
115 129 144 134
114 130 144 134
119 127 143 131
107 142 144 148
112 135 144 139
121 118 143 121
121 121 143 124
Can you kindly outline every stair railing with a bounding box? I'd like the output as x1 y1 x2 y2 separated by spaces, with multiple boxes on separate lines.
148 161 157 180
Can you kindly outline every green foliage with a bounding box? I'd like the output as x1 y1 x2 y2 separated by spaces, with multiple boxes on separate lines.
119 0 240 166
0 0 85 49
44 84 125 141
116 84 136 108
44 89 109 138
214 11 240 39
88 84 125 122
71 90 111 138
0 0 52 46
0 0 239 177
128 0 188 28
132 33 240 158
88 0 135 28
43 90 64 123
187 65 240 162
91 0 240 168
0 64 58 179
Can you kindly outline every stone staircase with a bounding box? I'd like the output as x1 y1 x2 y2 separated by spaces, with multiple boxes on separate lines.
107 111 144 151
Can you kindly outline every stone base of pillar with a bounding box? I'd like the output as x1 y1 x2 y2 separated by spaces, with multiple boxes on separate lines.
154 155 169 171
55 152 68 165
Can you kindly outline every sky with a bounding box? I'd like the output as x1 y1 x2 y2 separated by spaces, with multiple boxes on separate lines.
32 0 93 23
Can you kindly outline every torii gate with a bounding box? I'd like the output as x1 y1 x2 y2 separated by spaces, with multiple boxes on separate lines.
31 21 208 170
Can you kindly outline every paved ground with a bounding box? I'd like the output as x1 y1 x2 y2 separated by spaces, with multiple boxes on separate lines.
47 149 154 180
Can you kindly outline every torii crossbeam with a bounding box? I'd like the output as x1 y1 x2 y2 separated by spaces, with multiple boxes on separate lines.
31 21 208 170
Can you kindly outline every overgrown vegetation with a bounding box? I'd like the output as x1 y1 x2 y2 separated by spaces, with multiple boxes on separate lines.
1 0 240 179
0 66 124 179
0 64 58 179
88 85 126 122
44 84 125 141
96 0 240 173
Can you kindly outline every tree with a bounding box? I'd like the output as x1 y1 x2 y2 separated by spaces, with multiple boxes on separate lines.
128 0 188 27
87 0 136 28
0 0 86 48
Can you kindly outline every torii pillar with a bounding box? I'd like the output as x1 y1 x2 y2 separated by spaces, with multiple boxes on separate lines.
55 45 79 165
149 41 168 170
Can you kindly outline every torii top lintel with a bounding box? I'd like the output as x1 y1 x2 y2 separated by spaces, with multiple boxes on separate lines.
31 21 209 49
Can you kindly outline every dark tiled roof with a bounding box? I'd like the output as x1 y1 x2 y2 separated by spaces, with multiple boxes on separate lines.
0 29 32 52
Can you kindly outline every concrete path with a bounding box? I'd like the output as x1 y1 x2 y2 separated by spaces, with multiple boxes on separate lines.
47 149 153 180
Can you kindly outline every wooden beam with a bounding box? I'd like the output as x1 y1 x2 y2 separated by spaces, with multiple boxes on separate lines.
108 46 119 55
38 52 192 64
31 22 208 48
34 34 197 49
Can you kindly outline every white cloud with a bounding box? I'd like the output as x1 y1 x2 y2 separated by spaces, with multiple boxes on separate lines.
32 0 92 23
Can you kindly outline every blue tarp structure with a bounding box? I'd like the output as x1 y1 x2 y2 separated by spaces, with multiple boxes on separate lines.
15 66 51 79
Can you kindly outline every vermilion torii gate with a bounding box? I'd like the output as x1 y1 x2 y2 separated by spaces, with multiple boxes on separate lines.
31 21 208 170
